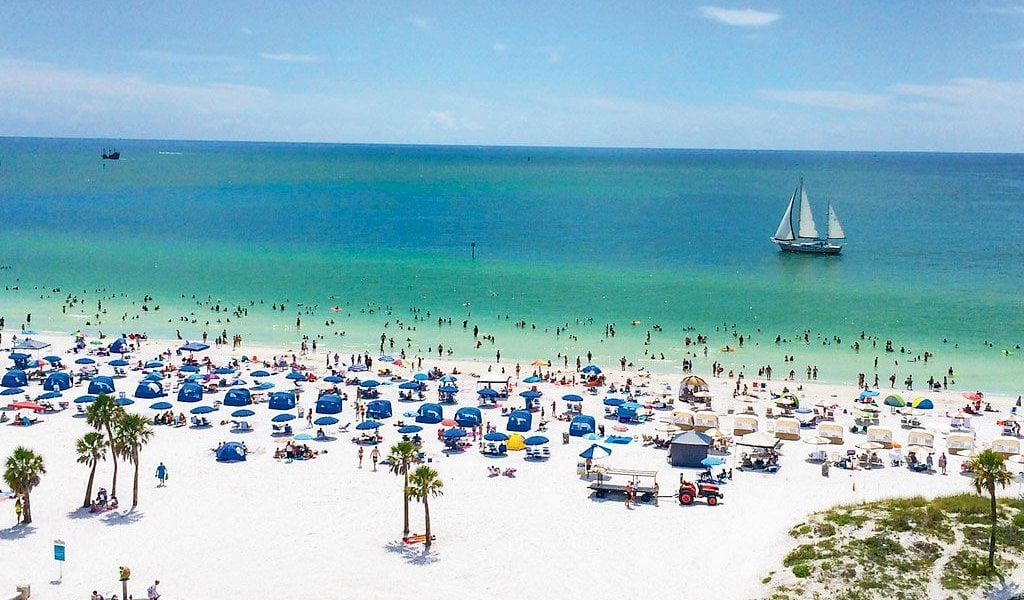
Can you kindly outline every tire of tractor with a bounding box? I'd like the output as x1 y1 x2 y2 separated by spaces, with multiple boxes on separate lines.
707 495 718 506
680 493 693 505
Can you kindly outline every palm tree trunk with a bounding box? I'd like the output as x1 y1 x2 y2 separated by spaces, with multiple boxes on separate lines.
423 495 431 548
107 425 119 497
989 483 997 569
84 463 97 508
402 467 410 535
22 492 32 524
132 455 140 508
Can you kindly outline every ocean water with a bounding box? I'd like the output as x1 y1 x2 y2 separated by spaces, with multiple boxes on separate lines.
0 137 1022 391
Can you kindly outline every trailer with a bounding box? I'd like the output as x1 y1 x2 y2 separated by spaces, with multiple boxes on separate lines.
587 467 659 503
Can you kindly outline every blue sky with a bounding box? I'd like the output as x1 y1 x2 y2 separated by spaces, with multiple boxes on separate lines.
1 2 1023 151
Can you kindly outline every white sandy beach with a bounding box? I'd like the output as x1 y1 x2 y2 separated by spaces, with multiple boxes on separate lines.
1 330 1022 600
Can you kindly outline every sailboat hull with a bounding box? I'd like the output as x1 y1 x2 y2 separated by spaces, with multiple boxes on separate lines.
772 239 843 255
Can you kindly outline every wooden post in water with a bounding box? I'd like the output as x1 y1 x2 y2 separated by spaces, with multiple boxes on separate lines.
471 241 476 260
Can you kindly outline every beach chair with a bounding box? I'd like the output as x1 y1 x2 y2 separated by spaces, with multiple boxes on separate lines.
541 446 550 458
76 404 86 415
338 422 351 433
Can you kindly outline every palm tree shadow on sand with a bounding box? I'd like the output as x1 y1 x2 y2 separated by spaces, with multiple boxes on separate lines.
0 524 36 540
102 508 144 526
384 540 440 565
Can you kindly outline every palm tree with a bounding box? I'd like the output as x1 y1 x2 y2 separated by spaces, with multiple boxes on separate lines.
75 431 107 508
86 394 124 497
407 465 444 548
387 440 419 535
968 449 1015 569
113 413 154 508
3 446 46 525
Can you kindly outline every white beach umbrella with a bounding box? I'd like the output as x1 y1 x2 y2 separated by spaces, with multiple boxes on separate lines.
907 445 936 454
856 441 884 450
803 436 832 445
1005 454 1024 464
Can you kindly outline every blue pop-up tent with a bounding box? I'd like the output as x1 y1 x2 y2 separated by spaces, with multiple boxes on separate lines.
569 414 597 437
617 401 643 422
134 381 165 399
216 441 247 462
88 376 116 395
506 409 532 432
43 372 72 391
415 402 443 424
109 337 129 354
454 406 482 427
177 382 204 403
2 369 28 388
179 342 210 352
268 391 296 411
365 399 392 420
315 394 342 414
223 388 251 407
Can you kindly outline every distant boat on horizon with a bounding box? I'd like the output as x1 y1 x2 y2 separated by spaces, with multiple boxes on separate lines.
101 149 120 160
770 179 845 255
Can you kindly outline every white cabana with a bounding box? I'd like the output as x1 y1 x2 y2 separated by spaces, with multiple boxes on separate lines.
991 436 1021 457
817 422 844 445
866 426 894 449
774 417 802 441
671 409 695 431
693 410 719 433
946 432 975 455
733 414 759 437
906 428 934 449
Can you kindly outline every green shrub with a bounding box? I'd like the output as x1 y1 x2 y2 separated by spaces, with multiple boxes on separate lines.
792 562 813 578
784 544 819 567
815 522 837 537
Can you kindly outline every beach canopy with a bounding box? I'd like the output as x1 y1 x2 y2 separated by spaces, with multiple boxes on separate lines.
579 444 612 460
12 338 51 351
109 338 129 354
0 388 24 396
477 387 498 398
251 370 271 378
315 394 343 415
134 381 166 399
177 382 204 403
506 409 532 432
2 369 28 388
669 431 713 468
416 403 444 424
268 391 296 411
323 375 344 383
519 390 542 398
75 357 96 365
271 413 295 422
398 425 423 434
365 400 392 420
883 394 905 407
286 370 307 381
603 397 624 407
454 406 482 427
484 431 509 442
223 388 251 407
179 342 210 352
74 395 97 404
145 361 164 369
109 358 130 367
88 376 116 395
231 409 256 418
562 394 583 402
910 397 934 410
581 364 602 375
216 441 247 462
117 397 134 406
524 435 549 446
442 427 466 439
43 372 72 391
149 401 173 410
523 376 542 383
399 381 421 390
569 414 597 437
314 416 339 426
356 420 382 430
190 405 215 414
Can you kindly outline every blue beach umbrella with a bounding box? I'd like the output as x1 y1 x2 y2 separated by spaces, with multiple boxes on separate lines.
399 381 421 390
214 367 235 375
562 394 583 402
38 391 62 400
440 375 458 383
356 420 382 430
251 370 271 378
477 387 499 398
75 357 96 365
359 379 381 388
43 355 63 363
271 413 296 423
323 375 344 383
603 397 624 407
0 388 24 396
253 382 275 391
109 359 130 367
145 360 164 368
520 390 542 398
180 364 200 373
442 427 467 439
413 373 429 381
314 416 339 426
701 456 726 467
74 395 97 403
116 397 134 406
231 409 256 418
190 405 215 414
484 431 509 442
523 376 542 383
144 372 164 381
579 444 612 460
438 385 459 393
398 425 423 434
286 371 306 381
524 435 549 446
150 401 173 410
581 365 602 375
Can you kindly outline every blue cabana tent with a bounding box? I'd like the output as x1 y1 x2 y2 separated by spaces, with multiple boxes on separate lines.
315 394 343 414
268 391 296 411
617 401 643 422
44 372 72 391
506 409 532 432
415 402 443 424
216 441 247 462
88 376 116 395
179 342 210 352
454 406 482 427
177 382 204 403
109 337 129 354
569 414 597 437
2 369 28 388
223 388 251 407
8 354 30 369
365 399 392 420
135 381 166 399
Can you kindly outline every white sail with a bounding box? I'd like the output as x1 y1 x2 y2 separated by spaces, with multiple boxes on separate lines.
796 183 820 240
773 188 797 241
827 203 846 239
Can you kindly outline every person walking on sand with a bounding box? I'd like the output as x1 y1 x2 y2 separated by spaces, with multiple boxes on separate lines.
155 462 168 487
653 482 660 507
370 447 380 471
357 446 364 469
938 452 947 475
147 579 160 600
624 481 633 509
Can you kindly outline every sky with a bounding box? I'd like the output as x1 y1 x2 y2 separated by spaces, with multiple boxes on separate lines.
1 2 1023 152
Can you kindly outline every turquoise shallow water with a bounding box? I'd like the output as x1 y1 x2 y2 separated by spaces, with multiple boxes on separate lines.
0 137 1021 390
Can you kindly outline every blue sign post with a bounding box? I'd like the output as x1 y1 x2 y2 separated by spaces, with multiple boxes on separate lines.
54 539 65 581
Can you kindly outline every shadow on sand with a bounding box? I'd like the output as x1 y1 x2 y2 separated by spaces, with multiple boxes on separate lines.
0 523 37 540
384 539 440 565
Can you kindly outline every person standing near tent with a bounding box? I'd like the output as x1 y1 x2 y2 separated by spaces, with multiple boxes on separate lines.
155 462 168 487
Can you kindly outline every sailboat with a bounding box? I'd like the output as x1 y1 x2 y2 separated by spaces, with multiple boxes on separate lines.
770 179 846 254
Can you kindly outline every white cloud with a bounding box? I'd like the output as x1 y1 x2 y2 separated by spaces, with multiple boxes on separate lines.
759 89 891 111
258 52 318 63
406 16 430 30
699 6 781 27
892 77 1024 108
